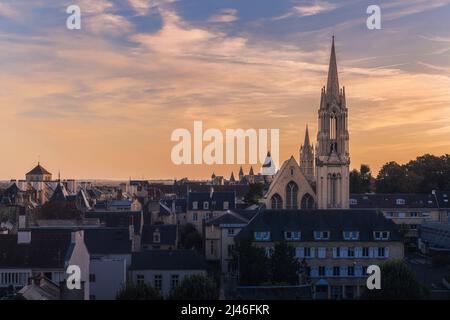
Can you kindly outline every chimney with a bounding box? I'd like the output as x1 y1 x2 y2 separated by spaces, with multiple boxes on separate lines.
129 215 135 241
71 230 83 244
19 214 27 229
172 201 176 213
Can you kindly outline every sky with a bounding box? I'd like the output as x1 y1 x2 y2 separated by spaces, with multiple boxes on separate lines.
0 0 449 180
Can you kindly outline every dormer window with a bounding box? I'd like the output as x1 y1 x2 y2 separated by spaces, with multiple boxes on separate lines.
153 230 161 243
314 231 330 240
343 231 359 240
285 231 301 241
374 231 390 240
396 199 405 205
349 199 357 205
254 231 270 241
203 201 209 210
192 201 198 210
223 201 229 210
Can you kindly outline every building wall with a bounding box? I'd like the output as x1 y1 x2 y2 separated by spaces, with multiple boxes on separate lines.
90 258 126 300
129 269 206 297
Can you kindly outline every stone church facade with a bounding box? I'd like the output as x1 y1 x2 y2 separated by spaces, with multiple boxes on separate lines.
265 37 350 210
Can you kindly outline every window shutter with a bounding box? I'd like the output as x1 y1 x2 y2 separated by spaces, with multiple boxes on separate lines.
311 267 318 277
341 247 348 258
385 247 389 258
332 247 337 258
319 247 326 258
369 247 376 258
296 247 305 258
355 265 363 276
325 266 333 276
340 266 348 277
310 247 316 258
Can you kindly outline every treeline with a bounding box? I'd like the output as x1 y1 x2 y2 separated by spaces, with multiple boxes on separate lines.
350 154 450 194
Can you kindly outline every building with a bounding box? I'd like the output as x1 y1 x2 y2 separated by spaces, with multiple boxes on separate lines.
25 163 52 182
141 224 178 250
236 209 404 299
0 228 90 299
350 193 440 242
263 37 349 210
129 250 207 297
204 209 259 273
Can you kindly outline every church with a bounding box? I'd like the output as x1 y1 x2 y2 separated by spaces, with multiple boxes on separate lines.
264 37 350 210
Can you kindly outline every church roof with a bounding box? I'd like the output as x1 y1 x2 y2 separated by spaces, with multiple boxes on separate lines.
326 36 340 98
230 172 236 182
26 163 51 176
239 166 244 176
303 125 311 147
249 166 254 176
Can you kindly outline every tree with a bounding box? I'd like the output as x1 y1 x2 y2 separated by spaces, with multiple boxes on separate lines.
232 239 270 285
270 241 299 285
361 260 430 300
169 274 218 300
350 164 373 193
116 282 162 300
244 183 264 205
178 223 203 251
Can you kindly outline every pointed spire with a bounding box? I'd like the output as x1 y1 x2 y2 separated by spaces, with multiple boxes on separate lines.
326 36 340 98
249 166 254 176
304 124 311 147
239 166 244 176
230 172 235 182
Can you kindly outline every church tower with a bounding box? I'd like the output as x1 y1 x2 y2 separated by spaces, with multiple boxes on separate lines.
315 37 350 209
299 125 314 182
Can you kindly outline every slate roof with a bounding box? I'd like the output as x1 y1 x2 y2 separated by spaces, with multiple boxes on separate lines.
86 211 143 235
0 231 72 269
188 191 236 210
160 198 187 215
349 193 438 209
130 250 207 270
141 224 177 246
236 209 402 242
26 164 51 176
84 228 132 255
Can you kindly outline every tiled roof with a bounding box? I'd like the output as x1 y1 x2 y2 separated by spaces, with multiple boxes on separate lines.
84 228 132 255
130 250 207 271
141 224 177 246
87 211 143 235
26 164 51 176
0 231 72 268
349 193 438 209
236 209 402 242
188 191 236 210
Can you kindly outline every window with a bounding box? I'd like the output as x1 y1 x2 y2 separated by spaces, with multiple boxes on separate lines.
137 274 145 286
318 247 327 258
385 212 393 218
285 231 301 241
193 212 198 221
410 224 418 230
333 266 340 276
304 247 314 258
210 240 214 255
171 275 179 290
349 198 357 205
301 193 315 209
319 266 325 276
254 231 270 241
154 275 162 291
89 274 96 283
343 231 359 240
271 194 283 209
203 202 209 210
223 201 229 210
192 201 198 210
153 231 160 243
377 247 385 257
410 212 418 217
348 247 355 257
227 244 235 257
348 266 355 276
362 247 369 258
333 247 341 258
398 212 405 218
285 181 299 209
265 247 274 257
396 198 405 205
227 228 235 236
314 231 330 240
374 231 390 240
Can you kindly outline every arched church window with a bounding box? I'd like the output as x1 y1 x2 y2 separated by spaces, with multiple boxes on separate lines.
285 181 299 209
301 193 314 209
329 112 337 140
271 193 283 209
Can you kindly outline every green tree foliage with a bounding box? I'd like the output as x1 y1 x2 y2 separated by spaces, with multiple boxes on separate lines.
116 282 162 300
270 241 299 285
375 154 450 193
232 239 270 285
361 260 430 300
169 274 218 300
178 223 203 251
350 164 373 193
244 183 264 205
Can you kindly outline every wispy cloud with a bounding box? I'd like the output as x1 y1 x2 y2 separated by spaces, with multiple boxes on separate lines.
294 0 337 17
208 8 238 23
